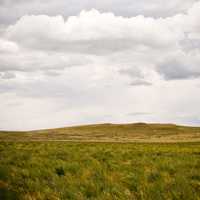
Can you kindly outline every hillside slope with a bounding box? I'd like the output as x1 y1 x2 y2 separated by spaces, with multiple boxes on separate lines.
1 123 200 142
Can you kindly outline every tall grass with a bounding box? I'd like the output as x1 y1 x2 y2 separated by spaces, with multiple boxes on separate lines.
0 142 200 199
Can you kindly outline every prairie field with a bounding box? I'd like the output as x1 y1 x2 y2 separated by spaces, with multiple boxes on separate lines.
0 141 200 200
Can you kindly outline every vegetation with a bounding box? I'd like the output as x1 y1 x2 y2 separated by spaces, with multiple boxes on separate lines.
1 123 200 142
0 142 200 199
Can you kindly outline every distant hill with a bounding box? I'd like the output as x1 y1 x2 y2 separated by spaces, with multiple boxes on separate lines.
1 123 200 142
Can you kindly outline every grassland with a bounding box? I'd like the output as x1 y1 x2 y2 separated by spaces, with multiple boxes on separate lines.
1 123 200 142
0 142 200 200
1 123 200 199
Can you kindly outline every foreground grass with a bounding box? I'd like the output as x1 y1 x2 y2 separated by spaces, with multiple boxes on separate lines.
0 142 200 199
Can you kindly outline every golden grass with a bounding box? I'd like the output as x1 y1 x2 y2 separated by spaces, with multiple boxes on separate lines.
1 123 200 142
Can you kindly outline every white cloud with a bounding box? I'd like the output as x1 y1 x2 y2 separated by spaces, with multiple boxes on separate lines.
6 10 181 53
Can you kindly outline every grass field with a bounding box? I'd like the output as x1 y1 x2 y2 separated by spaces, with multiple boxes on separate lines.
0 142 200 200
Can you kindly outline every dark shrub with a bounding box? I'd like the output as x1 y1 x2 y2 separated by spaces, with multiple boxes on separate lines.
55 167 65 177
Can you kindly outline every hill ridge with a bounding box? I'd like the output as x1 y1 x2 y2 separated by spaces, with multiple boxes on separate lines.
1 122 200 142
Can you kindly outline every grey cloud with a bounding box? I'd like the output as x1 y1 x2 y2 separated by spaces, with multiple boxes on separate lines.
0 0 197 26
129 79 152 86
180 38 200 51
119 68 144 78
119 68 152 86
157 59 200 80
14 39 147 55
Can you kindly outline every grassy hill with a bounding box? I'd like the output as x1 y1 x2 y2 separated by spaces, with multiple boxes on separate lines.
1 123 200 142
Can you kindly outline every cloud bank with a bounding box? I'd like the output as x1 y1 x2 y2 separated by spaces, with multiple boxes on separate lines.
0 1 200 130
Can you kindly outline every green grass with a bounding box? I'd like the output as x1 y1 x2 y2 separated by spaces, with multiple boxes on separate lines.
1 123 200 142
0 142 200 199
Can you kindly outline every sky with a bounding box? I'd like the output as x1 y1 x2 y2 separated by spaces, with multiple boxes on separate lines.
1 0 200 130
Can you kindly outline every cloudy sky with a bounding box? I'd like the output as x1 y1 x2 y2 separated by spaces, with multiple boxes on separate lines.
1 0 200 130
